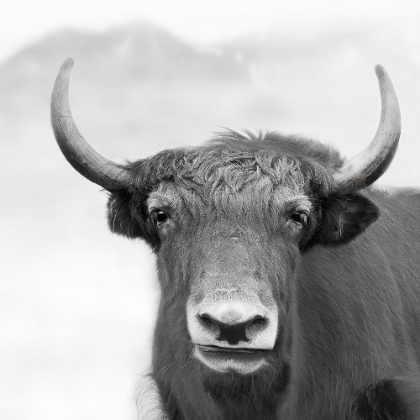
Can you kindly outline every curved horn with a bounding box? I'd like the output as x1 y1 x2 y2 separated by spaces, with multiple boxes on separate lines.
333 65 401 193
51 58 131 191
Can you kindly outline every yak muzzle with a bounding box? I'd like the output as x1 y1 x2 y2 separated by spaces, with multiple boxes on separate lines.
187 289 278 374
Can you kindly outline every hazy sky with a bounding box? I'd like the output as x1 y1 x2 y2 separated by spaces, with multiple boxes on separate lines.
1 0 419 62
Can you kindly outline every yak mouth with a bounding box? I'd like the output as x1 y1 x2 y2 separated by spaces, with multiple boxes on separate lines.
194 344 269 374
198 344 269 355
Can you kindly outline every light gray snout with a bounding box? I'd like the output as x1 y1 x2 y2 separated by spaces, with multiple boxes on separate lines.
187 288 278 350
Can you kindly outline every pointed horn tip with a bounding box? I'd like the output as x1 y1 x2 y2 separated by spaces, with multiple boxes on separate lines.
374 64 388 81
63 57 74 68
59 58 74 77
52 58 75 109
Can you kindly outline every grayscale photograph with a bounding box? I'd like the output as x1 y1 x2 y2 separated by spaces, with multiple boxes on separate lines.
1 1 420 419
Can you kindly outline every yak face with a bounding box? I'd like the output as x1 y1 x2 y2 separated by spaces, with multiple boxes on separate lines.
107 133 380 378
149 181 302 375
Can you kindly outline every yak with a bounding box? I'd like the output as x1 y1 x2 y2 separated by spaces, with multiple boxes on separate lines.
51 58 420 420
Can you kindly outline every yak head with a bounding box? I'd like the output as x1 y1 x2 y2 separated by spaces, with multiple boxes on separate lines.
51 59 400 414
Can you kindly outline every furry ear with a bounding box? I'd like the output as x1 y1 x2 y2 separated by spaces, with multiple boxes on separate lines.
107 190 145 239
107 191 161 249
314 193 379 246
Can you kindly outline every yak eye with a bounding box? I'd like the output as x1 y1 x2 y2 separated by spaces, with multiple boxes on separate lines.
289 211 308 227
151 210 169 227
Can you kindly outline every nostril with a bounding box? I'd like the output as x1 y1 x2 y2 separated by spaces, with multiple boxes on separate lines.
245 315 267 337
198 313 220 335
248 315 266 327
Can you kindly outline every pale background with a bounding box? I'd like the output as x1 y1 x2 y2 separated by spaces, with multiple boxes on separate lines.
1 1 420 419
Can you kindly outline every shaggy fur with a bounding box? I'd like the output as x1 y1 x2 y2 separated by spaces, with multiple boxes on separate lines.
104 131 420 419
128 131 342 202
109 131 349 247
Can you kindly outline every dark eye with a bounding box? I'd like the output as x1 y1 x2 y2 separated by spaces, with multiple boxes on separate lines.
289 211 308 227
151 210 169 227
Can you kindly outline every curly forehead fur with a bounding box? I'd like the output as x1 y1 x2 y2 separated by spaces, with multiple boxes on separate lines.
128 131 344 198
107 131 353 245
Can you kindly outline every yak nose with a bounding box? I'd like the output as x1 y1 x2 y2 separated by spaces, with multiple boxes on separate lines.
187 292 278 351
198 311 268 345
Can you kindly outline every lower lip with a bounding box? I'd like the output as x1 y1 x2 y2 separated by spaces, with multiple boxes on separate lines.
194 345 268 374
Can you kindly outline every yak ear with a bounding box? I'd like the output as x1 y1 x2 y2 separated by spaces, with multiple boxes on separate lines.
314 193 379 246
107 190 145 239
